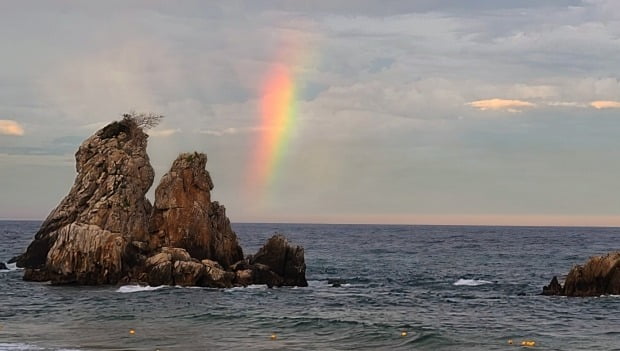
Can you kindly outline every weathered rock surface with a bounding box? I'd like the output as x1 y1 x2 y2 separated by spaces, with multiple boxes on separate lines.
12 117 154 284
148 153 243 267
543 251 620 297
250 234 308 287
11 116 308 288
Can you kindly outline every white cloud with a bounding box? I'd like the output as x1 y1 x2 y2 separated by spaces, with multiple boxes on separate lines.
590 100 620 109
467 99 535 112
148 128 181 137
0 120 25 136
545 101 588 108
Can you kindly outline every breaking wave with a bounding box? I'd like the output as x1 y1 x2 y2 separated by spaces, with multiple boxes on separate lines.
116 285 165 293
453 279 493 286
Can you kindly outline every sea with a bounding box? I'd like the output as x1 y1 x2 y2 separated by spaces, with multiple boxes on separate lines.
1 221 619 350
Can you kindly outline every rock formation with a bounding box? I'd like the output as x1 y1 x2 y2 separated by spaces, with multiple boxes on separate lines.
10 116 308 288
543 251 620 297
11 117 154 284
249 234 308 287
148 152 243 267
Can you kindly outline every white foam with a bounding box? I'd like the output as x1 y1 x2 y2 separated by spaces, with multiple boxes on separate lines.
308 280 329 287
453 279 493 286
1 263 22 271
225 284 268 292
116 285 165 293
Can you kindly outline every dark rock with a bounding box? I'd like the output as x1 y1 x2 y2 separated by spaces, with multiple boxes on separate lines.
250 234 308 287
234 269 254 287
328 278 346 287
542 276 563 296
252 263 284 288
173 261 205 286
543 251 620 297
0 262 8 270
199 259 235 288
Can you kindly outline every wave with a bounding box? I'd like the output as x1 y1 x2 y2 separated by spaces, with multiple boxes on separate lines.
453 279 493 286
0 263 23 272
116 285 165 293
225 284 268 292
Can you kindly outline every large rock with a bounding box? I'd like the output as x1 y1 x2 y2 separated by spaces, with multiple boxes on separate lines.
149 152 243 267
250 234 308 287
11 116 309 288
543 251 620 297
11 117 154 284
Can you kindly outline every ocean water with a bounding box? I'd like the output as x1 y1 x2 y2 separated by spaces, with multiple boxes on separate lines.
1 221 619 350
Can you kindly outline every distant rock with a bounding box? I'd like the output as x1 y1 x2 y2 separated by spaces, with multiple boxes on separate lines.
11 115 308 288
542 276 562 296
0 262 7 270
543 251 620 297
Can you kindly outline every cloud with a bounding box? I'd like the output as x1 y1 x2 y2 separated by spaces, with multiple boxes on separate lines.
199 127 267 137
545 101 588 108
200 128 239 137
148 128 181 137
0 120 24 136
467 99 535 112
590 100 620 109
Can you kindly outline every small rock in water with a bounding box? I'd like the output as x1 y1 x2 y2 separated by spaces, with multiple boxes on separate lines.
328 278 346 287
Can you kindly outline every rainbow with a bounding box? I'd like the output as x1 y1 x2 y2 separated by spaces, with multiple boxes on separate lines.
247 62 298 202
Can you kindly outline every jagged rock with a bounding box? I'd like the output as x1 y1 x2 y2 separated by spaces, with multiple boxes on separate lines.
234 269 254 287
252 263 284 288
161 247 192 262
173 261 205 286
12 116 309 288
250 234 308 287
543 251 620 297
12 117 153 284
149 152 243 267
200 259 235 288
0 262 8 270
542 276 563 296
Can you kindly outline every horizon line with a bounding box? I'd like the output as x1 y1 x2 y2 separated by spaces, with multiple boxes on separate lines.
2 215 620 229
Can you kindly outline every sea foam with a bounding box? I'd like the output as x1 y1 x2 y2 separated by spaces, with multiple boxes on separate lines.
116 285 165 293
453 278 493 286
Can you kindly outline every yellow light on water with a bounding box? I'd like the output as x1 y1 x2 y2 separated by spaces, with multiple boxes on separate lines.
521 340 536 347
400 331 408 337
270 333 277 340
129 329 136 335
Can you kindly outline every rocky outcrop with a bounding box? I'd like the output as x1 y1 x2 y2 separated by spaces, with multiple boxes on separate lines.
11 116 308 288
543 251 620 297
148 153 243 267
11 117 154 284
249 234 308 287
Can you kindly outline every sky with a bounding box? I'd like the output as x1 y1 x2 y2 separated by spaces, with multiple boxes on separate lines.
1 0 620 226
